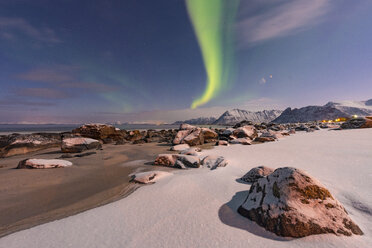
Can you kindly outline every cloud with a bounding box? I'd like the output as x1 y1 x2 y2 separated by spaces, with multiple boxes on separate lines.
0 17 60 43
16 66 116 92
238 0 330 46
14 88 71 99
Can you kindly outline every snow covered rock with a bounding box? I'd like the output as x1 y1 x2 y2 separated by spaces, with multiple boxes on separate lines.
61 137 101 153
240 166 274 183
232 125 258 140
179 123 196 130
216 140 229 146
131 171 172 184
183 128 204 146
154 154 178 167
176 155 200 168
341 117 372 129
17 159 72 169
238 167 363 237
170 144 190 151
201 155 228 170
0 133 61 158
229 138 252 145
172 130 192 145
179 147 201 156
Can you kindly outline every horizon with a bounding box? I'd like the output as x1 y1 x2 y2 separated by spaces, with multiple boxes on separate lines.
1 0 372 123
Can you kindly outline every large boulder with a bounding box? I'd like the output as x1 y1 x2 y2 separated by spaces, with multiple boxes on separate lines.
183 128 204 146
179 123 196 130
238 167 363 237
240 166 274 183
0 133 61 158
201 155 228 170
201 128 218 143
154 154 178 167
72 124 124 143
17 159 72 169
232 125 258 140
172 130 192 145
61 137 101 153
341 117 372 129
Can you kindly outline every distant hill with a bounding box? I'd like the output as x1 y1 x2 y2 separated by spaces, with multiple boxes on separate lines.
173 117 217 125
272 99 372 123
213 109 283 125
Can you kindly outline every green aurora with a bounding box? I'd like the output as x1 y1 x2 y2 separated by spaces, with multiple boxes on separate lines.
186 0 239 109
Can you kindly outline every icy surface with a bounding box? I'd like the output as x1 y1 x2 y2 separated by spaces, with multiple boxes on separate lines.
1 129 372 247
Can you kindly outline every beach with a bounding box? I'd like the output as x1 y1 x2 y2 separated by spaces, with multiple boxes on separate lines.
0 142 174 238
0 128 371 247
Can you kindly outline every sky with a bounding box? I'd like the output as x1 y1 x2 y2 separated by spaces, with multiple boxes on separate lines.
0 0 371 124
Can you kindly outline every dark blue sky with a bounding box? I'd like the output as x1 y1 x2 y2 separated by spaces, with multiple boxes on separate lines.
0 0 371 123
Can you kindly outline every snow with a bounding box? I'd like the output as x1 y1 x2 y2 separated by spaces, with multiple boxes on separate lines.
1 129 372 247
130 171 172 184
62 137 99 146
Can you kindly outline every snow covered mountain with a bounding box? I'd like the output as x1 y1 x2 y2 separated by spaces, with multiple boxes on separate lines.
213 109 283 125
173 117 217 125
273 99 372 123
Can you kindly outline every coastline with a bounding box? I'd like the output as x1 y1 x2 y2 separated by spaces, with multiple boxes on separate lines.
0 142 175 238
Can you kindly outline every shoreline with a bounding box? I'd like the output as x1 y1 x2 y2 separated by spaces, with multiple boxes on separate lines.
0 143 175 238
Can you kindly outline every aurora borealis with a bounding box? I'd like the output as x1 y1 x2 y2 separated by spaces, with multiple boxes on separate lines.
186 0 239 109
1 0 372 124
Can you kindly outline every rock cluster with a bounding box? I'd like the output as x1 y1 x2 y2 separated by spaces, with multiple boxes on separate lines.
238 167 363 237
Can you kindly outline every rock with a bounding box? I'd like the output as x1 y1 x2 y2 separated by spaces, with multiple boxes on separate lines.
238 167 363 237
170 144 190 151
179 147 200 156
229 138 252 145
240 166 274 183
17 159 72 169
131 171 172 184
0 133 61 158
172 130 192 145
288 129 296 134
201 155 228 170
254 137 276 143
154 154 178 167
341 117 372 129
201 128 218 143
216 140 229 146
183 128 204 146
176 155 200 168
61 137 101 153
72 123 124 144
222 128 235 136
179 123 196 130
233 125 258 139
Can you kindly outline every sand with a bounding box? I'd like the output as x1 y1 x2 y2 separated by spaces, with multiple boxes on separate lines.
0 142 174 238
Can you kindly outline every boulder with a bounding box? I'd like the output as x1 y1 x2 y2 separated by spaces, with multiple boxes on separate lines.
154 154 178 167
238 167 363 237
179 123 196 130
176 155 200 168
0 133 61 158
170 144 190 152
61 137 101 153
183 128 204 146
233 125 258 140
172 130 192 145
216 140 229 146
131 171 172 184
229 138 252 145
201 155 228 170
341 117 372 129
240 166 274 183
72 124 124 143
201 128 218 143
254 137 276 143
17 159 72 169
222 128 235 136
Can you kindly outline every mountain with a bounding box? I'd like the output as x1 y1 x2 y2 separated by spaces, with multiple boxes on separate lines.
273 99 372 123
213 109 283 125
173 117 217 125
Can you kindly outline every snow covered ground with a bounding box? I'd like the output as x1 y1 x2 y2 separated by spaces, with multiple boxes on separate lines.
1 129 372 248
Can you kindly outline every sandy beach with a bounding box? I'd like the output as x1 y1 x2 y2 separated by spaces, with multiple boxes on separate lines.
0 142 175 238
